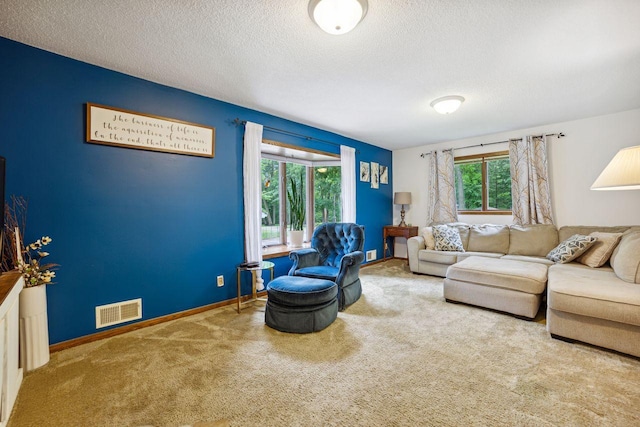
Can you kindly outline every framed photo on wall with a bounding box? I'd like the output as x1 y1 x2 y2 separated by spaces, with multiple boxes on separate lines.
371 162 379 189
360 161 370 182
380 165 388 184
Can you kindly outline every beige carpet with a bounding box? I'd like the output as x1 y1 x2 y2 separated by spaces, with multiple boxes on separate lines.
9 260 640 426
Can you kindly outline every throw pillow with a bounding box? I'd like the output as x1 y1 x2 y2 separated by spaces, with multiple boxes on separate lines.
546 234 597 263
576 232 623 268
433 225 465 252
421 227 436 250
610 231 640 284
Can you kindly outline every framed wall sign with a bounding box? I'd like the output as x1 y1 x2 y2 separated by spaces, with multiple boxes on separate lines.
86 103 215 158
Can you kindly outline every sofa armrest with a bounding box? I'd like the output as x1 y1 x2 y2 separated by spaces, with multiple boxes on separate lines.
288 248 320 275
336 251 365 287
408 236 425 272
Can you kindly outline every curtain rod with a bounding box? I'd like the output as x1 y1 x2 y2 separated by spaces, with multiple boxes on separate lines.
233 118 358 153
419 132 565 158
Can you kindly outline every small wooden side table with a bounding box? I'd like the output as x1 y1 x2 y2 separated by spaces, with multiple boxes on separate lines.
236 261 275 313
383 225 419 261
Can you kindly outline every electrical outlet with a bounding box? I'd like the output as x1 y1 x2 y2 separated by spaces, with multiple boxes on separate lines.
366 250 376 261
217 275 224 287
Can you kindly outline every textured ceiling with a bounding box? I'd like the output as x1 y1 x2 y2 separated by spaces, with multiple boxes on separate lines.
1 0 639 150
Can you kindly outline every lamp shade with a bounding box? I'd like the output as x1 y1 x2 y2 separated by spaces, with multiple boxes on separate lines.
394 192 411 205
591 145 640 191
309 0 368 35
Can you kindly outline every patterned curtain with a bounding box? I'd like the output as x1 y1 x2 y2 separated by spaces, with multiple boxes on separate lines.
426 149 459 225
509 135 554 225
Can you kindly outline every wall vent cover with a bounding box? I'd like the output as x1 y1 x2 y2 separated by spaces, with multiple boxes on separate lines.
366 249 377 261
95 298 142 329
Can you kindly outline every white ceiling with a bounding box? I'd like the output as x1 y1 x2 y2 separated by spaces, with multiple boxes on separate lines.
1 0 639 150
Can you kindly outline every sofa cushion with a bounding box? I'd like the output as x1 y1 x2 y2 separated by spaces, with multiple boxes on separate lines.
575 232 623 268
421 226 436 250
508 224 558 257
293 265 339 281
456 251 504 262
610 231 640 284
558 225 633 242
546 234 597 263
418 249 461 265
446 256 548 295
500 255 554 266
267 276 338 306
467 224 510 254
433 225 465 252
547 263 640 326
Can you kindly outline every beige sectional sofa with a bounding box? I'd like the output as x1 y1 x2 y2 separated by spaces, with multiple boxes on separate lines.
407 223 640 358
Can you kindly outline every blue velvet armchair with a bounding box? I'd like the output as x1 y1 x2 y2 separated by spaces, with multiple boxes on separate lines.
289 223 365 311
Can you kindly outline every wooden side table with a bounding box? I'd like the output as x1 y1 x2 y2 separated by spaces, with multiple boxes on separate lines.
383 225 419 261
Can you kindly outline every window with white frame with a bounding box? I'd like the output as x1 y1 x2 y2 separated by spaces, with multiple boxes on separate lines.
261 140 341 247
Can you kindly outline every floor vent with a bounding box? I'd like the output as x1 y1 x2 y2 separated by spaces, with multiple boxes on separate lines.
95 298 142 329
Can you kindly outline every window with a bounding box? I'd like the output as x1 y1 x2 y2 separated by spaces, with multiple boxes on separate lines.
260 140 341 247
260 158 282 245
454 151 512 214
314 166 341 226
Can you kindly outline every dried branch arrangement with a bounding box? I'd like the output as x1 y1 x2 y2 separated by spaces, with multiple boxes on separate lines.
1 195 27 272
2 196 58 286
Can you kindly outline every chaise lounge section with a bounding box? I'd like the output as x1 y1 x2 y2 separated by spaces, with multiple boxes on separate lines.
445 256 548 319
546 229 640 357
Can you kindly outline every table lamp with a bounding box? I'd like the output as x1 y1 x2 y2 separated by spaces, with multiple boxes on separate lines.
591 145 640 190
394 192 411 227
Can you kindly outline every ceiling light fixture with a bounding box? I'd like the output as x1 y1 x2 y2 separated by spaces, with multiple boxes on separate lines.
309 0 368 35
430 95 465 114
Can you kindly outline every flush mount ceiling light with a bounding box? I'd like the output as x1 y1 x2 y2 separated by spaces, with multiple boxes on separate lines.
430 95 465 114
309 0 368 35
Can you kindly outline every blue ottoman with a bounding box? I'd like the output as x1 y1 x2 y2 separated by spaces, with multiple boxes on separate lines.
265 276 338 333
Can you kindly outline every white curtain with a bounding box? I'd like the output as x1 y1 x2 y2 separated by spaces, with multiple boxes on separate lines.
509 135 554 225
243 122 264 289
426 149 459 225
340 145 356 223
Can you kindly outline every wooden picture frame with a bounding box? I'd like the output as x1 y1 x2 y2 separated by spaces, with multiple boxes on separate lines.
86 103 215 158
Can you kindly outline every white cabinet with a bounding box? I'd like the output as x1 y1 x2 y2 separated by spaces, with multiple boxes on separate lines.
0 272 24 427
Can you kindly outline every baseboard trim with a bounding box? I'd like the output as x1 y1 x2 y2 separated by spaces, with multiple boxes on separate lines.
362 258 388 267
49 291 268 353
50 260 396 353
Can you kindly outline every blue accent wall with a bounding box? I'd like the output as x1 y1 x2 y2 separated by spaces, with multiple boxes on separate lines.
0 37 392 344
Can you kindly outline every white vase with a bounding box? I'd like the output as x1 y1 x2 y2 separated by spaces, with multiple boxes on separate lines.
19 285 50 371
288 230 304 248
